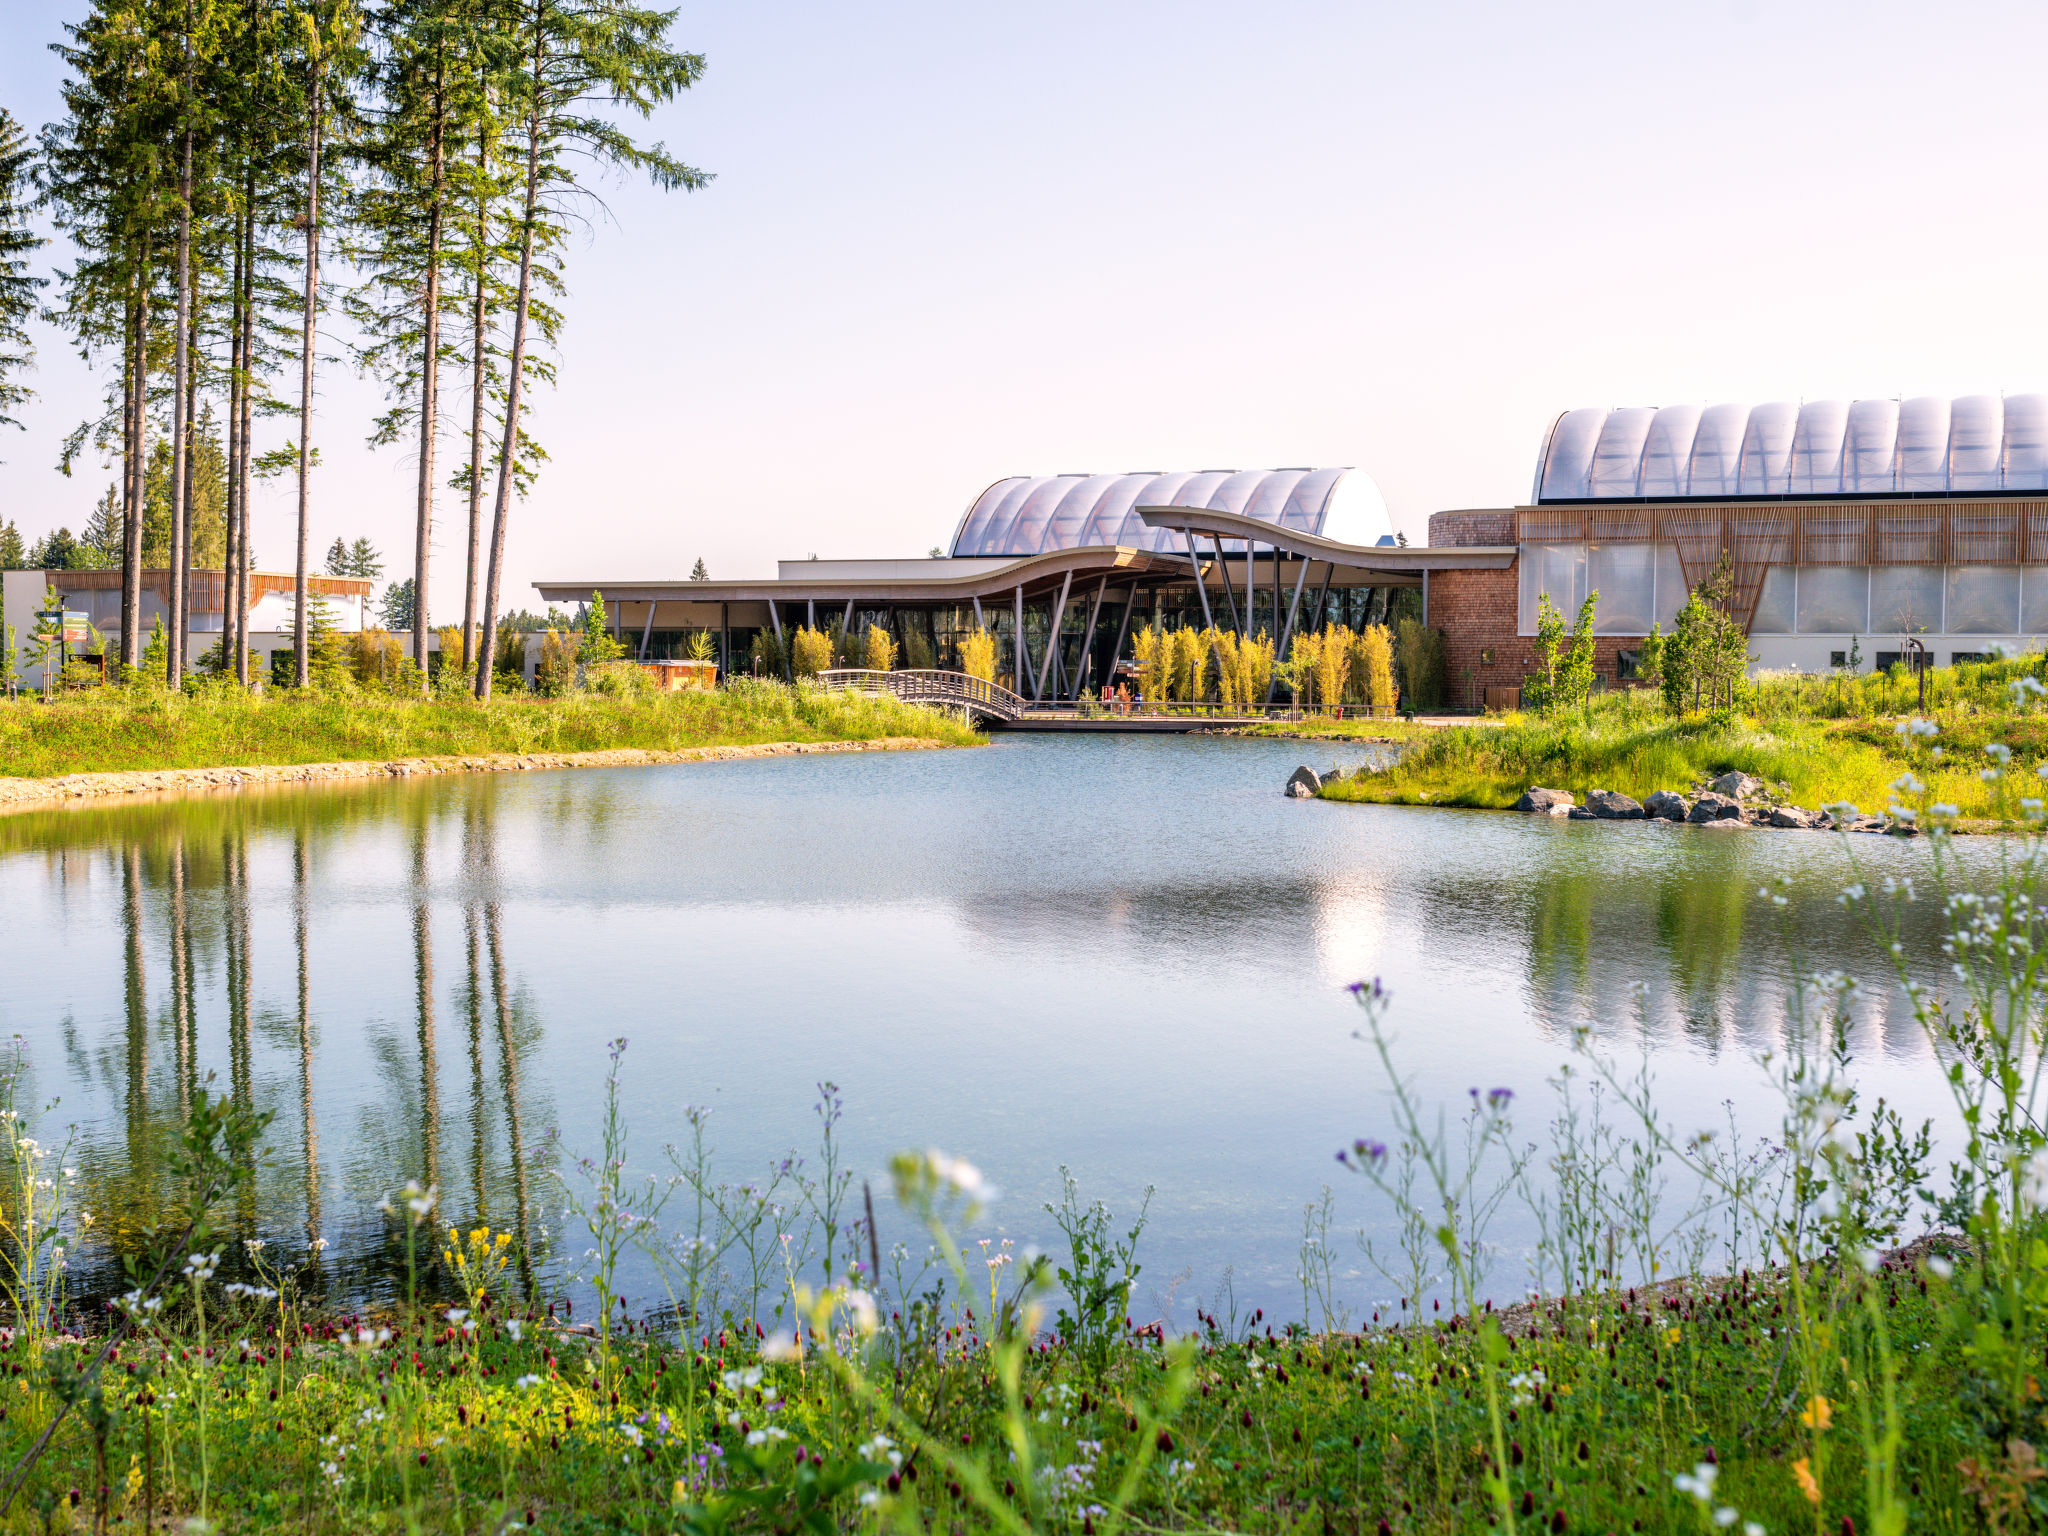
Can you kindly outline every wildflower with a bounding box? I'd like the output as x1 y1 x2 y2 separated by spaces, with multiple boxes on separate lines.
183 1251 219 1283
1792 1457 1821 1504
760 1330 803 1363
843 1289 880 1335
2020 1150 2048 1215
514 1374 543 1389
1713 1511 1738 1529
1927 1255 1955 1280
1674 1462 1718 1500
506 1319 524 1342
1485 1088 1514 1109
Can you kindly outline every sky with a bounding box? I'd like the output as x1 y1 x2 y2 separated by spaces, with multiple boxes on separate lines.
6 0 2048 619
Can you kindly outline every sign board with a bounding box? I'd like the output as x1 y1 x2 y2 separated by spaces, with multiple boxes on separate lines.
61 612 93 647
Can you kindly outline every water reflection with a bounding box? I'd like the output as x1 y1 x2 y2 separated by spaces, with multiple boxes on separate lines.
0 739 1981 1316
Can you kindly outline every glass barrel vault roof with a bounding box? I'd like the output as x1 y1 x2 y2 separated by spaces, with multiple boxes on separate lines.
1534 396 2048 501
949 468 1390 557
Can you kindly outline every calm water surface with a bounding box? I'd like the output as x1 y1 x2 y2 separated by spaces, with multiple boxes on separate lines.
0 735 1975 1320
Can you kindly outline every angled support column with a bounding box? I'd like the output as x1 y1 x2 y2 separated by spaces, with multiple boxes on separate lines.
971 595 986 631
767 598 792 682
1210 534 1240 633
1313 561 1335 633
1107 580 1139 689
1014 584 1032 696
1236 540 1253 638
1269 557 1315 702
1035 569 1072 703
1182 529 1215 629
1076 574 1108 695
639 600 657 662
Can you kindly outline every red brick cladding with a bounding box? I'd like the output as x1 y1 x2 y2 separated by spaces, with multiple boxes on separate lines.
1424 510 1642 709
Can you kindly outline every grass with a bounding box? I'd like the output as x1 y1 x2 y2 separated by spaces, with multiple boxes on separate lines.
1320 683 2045 817
0 814 2043 1534
1232 716 1454 742
0 678 980 779
0 1250 1989 1535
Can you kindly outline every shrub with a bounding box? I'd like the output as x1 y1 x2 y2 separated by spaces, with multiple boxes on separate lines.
960 626 996 683
793 626 834 678
1354 623 1397 713
861 622 897 673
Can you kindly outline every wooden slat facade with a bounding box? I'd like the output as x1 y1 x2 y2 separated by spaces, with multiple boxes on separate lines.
1520 499 2048 629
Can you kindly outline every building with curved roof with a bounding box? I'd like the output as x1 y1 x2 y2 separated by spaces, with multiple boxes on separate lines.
1534 396 2048 501
950 468 1391 556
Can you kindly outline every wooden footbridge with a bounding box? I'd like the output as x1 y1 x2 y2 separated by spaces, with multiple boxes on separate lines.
815 669 1301 732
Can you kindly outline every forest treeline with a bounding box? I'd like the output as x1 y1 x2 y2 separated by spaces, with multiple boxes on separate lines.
0 0 706 696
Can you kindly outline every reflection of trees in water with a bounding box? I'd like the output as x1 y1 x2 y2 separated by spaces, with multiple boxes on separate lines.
26 780 552 1305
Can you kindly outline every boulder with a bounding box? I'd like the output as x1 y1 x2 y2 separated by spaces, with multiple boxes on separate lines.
1644 790 1689 821
1567 806 1600 820
1585 788 1645 820
1513 787 1574 814
1687 792 1743 824
1710 770 1764 800
1285 766 1322 799
1767 806 1815 829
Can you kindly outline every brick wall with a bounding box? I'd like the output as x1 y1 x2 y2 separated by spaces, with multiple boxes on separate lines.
1427 510 1516 548
1425 514 1647 708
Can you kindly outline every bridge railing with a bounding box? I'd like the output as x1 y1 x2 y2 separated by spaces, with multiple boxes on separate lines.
815 669 1027 720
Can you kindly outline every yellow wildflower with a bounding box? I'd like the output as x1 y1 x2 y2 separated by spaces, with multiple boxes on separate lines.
1666 1327 1681 1344
1800 1395 1833 1431
1793 1457 1821 1505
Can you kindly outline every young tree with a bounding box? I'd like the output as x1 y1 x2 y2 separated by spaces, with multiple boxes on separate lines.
0 520 24 568
577 589 623 663
0 108 45 445
689 556 708 581
473 0 708 698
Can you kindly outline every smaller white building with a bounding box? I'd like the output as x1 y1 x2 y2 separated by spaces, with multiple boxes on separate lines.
2 567 374 688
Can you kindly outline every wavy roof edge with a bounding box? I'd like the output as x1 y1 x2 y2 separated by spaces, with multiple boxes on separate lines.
949 468 1390 557
1535 396 2048 502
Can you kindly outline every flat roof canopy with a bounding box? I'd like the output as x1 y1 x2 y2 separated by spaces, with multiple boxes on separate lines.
534 507 1512 609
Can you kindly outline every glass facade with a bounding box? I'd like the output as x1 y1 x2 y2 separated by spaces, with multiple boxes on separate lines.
1517 542 1686 635
1742 564 2048 636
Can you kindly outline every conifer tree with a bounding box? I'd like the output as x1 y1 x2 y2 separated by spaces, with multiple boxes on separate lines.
473 0 707 698
0 108 45 445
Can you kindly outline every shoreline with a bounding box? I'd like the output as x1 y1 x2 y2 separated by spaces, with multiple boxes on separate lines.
0 735 958 816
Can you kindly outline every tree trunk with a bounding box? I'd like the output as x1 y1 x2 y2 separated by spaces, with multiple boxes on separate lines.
168 115 192 686
295 48 323 689
235 182 255 685
123 239 151 670
462 130 489 677
413 47 447 689
474 17 544 701
178 310 198 678
223 196 243 668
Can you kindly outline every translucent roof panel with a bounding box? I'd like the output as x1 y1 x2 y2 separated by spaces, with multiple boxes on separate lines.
2004 396 2048 487
1535 409 1607 501
1686 404 1751 497
1637 405 1702 496
1535 395 2048 499
1948 395 2004 491
1843 399 1900 492
1587 408 1657 496
1894 397 1953 493
1787 401 1849 494
1738 402 1800 494
950 468 1385 557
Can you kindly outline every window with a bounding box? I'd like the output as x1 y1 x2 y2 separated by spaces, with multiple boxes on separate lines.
1951 652 1987 665
2024 570 2048 636
1829 650 1849 669
1616 647 1643 681
1944 566 2020 635
1796 566 1869 634
1518 544 1585 634
1589 543 1657 635
1874 651 1932 674
1869 566 1943 635
1750 566 1795 634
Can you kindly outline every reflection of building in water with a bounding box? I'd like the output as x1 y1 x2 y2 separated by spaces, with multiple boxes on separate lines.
18 785 550 1303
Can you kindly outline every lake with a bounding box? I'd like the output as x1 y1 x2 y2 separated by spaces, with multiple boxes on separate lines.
0 734 1975 1325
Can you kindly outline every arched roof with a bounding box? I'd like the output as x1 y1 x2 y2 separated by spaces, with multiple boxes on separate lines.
1533 396 2048 500
949 468 1389 556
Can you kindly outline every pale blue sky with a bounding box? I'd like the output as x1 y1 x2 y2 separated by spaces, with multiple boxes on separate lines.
4 0 2048 615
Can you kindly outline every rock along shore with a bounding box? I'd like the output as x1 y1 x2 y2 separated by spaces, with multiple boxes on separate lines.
0 737 953 816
